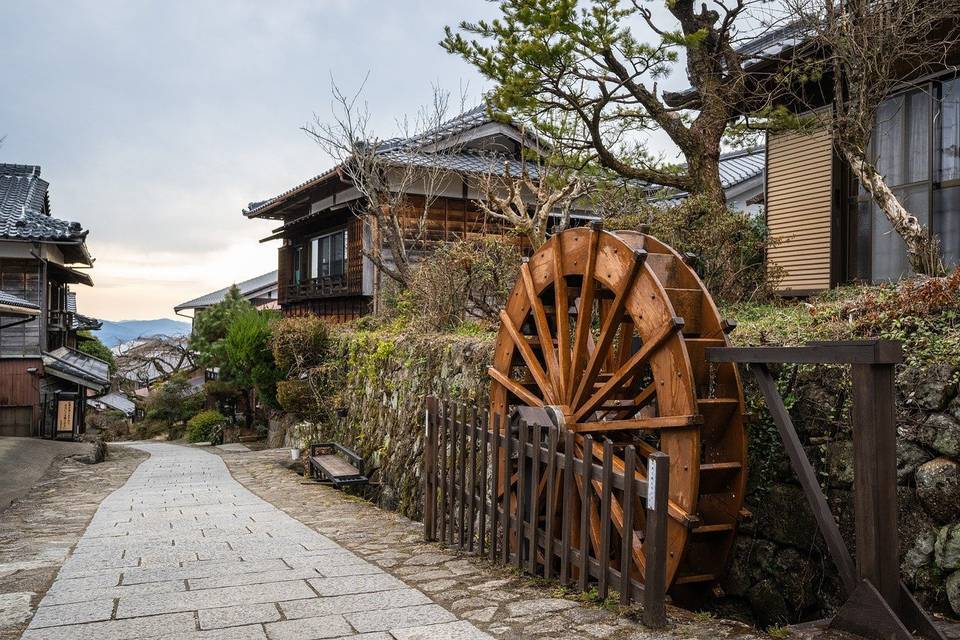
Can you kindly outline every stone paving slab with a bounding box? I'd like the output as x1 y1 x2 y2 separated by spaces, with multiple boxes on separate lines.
22 443 494 639
217 447 779 640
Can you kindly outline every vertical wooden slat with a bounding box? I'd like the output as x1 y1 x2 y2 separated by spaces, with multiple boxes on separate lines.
578 434 593 591
515 421 527 569
438 398 448 544
560 430 574 585
423 397 436 542
544 425 558 580
598 440 613 599
458 403 468 550
447 401 458 547
490 413 501 563
643 451 669 629
479 409 490 558
468 406 479 553
528 422 542 575
501 420 512 565
620 445 636 605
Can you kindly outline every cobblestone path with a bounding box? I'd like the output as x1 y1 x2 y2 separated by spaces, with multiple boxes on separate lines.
22 443 492 640
217 447 769 640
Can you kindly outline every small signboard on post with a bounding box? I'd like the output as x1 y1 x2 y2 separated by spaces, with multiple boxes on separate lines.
56 400 74 433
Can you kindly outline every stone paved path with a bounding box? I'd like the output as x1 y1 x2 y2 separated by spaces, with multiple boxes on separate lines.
22 443 492 640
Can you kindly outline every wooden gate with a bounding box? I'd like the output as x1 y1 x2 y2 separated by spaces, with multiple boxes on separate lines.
422 396 669 627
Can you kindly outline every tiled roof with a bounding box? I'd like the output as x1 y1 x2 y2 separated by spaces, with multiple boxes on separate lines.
174 270 278 312
89 391 136 416
0 164 88 243
244 105 525 218
0 289 40 311
0 164 48 216
651 147 765 206
43 346 111 391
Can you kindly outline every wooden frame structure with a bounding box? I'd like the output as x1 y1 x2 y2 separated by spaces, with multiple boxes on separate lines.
707 339 946 640
488 225 748 598
423 396 669 627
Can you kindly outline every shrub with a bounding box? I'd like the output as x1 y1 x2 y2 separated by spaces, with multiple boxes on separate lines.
406 238 521 331
85 410 130 441
272 316 331 371
144 373 204 424
187 410 227 443
271 316 341 421
606 195 778 303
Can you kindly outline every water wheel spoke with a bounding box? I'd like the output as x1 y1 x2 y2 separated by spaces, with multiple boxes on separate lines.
488 367 545 408
521 263 562 396
498 311 557 405
568 226 601 405
572 251 646 410
572 317 684 423
552 235 571 401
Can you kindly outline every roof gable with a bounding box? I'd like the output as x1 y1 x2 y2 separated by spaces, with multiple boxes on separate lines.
244 106 543 219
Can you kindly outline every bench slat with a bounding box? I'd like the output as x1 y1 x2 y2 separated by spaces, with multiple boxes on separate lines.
312 454 360 478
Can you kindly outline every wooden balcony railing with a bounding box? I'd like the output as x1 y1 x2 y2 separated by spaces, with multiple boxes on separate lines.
282 274 351 303
47 310 74 332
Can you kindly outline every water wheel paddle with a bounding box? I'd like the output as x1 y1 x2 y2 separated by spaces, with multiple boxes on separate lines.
488 224 747 598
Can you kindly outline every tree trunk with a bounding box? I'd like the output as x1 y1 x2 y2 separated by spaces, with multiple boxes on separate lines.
685 150 727 209
844 148 944 277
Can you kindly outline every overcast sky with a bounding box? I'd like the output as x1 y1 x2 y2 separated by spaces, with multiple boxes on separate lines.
0 0 695 321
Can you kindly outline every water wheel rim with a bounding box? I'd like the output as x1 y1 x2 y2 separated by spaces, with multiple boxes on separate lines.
489 226 747 595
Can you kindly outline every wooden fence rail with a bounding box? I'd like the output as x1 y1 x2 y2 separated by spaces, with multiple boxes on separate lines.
422 396 669 627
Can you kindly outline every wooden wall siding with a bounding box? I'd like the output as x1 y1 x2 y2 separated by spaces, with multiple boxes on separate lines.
347 217 363 295
767 129 835 293
0 358 43 434
0 260 42 356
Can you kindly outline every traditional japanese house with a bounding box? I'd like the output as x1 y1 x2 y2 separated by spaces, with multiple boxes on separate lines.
174 270 279 322
666 23 960 294
0 163 107 438
244 106 598 321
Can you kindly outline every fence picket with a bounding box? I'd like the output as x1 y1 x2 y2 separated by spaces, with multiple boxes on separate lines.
422 397 667 620
598 440 613 599
560 430 574 586
578 434 593 591
528 422 541 575
544 425 558 580
468 406 478 553
490 414 500 563
458 404 468 550
620 445 636 605
515 422 527 569
438 398 448 544
501 420 512 565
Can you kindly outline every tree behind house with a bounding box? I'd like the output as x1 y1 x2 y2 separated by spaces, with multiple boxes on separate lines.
443 0 785 216
783 0 960 276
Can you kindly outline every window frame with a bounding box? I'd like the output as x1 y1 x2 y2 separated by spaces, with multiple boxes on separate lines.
308 227 348 280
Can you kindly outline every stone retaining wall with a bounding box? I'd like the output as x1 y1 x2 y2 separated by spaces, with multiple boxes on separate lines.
282 328 960 624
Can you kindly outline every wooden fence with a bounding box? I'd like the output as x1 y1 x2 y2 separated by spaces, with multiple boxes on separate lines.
422 396 669 627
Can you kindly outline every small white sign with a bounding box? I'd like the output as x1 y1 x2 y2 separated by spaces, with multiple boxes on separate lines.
647 459 657 509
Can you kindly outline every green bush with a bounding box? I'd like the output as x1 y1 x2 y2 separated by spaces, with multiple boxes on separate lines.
187 410 227 443
272 315 330 371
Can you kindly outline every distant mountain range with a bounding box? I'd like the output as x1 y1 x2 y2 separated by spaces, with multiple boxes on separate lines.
93 319 192 348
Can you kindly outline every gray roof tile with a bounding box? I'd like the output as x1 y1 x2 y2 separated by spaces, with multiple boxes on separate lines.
43 346 111 390
175 270 278 311
0 164 88 242
0 289 40 311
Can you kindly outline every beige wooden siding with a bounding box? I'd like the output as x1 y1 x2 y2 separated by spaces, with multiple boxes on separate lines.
767 128 834 293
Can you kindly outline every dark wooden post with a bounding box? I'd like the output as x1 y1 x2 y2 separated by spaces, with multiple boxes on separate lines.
850 362 899 607
423 397 438 542
707 340 946 640
643 451 668 629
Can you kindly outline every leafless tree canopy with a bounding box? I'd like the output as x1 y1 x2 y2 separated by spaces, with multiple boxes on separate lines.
784 0 960 275
303 79 470 287
114 335 196 389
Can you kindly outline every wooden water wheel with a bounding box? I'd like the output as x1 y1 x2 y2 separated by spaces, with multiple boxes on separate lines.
488 224 747 599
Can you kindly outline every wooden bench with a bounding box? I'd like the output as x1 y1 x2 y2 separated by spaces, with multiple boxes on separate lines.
307 443 368 488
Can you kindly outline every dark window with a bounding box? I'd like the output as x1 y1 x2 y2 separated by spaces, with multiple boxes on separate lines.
854 78 960 282
310 230 346 279
293 247 303 284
